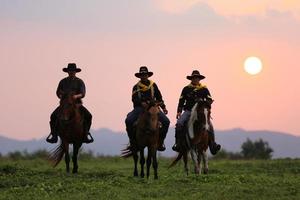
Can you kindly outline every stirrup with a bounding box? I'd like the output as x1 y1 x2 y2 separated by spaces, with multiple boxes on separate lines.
83 133 94 144
210 143 221 155
172 144 180 152
46 134 58 143
157 143 166 151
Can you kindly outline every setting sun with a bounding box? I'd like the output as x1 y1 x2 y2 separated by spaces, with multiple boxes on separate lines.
244 57 263 75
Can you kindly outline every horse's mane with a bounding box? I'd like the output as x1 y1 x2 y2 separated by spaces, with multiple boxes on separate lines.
188 102 199 139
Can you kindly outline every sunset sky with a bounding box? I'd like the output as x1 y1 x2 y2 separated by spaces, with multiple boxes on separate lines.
0 0 299 140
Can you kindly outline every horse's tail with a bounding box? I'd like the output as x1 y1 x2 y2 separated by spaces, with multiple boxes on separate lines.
121 146 134 158
49 142 65 167
168 152 183 169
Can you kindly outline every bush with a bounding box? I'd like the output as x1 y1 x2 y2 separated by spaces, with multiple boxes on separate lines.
213 149 244 160
7 151 24 160
241 138 273 159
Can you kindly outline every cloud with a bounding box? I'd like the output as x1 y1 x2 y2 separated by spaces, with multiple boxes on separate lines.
154 0 300 19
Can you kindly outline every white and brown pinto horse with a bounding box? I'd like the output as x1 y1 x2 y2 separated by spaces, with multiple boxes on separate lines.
170 98 212 175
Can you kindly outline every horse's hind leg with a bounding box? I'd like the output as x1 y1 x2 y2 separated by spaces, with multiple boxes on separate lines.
133 152 138 177
64 145 70 173
183 152 189 176
72 143 81 174
140 149 145 178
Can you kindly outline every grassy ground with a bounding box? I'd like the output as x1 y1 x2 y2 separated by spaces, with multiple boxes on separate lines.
0 156 299 200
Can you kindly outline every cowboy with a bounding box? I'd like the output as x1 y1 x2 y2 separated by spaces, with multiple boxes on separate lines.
125 66 170 151
172 70 221 154
46 63 93 144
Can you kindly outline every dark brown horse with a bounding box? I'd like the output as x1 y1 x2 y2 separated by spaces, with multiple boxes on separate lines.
122 101 161 179
49 93 85 173
169 98 212 175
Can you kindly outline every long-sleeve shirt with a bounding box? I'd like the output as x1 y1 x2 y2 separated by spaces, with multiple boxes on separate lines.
177 83 212 112
56 77 86 103
132 80 166 109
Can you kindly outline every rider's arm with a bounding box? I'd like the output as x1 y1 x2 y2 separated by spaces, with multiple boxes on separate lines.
78 79 86 98
204 88 213 100
153 83 166 109
132 85 141 105
177 87 186 113
56 79 64 99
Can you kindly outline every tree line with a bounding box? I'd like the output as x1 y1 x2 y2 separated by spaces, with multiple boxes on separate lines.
0 138 274 160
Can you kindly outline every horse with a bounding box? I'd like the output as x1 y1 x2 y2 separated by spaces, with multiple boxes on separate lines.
122 101 161 179
169 98 212 175
49 92 85 173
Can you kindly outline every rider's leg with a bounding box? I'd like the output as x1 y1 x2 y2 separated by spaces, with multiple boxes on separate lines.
80 106 93 143
208 122 221 155
46 107 59 143
172 111 191 152
157 112 170 151
125 107 143 150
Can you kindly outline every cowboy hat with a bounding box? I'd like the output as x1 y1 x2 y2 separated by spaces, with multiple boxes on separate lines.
135 66 153 78
63 63 81 73
186 70 205 80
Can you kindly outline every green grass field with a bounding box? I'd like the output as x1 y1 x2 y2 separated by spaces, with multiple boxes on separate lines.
0 156 299 200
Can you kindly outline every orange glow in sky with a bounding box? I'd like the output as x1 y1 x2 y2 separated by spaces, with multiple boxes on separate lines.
0 1 299 139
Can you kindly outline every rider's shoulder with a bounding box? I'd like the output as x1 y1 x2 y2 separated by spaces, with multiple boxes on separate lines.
76 77 84 82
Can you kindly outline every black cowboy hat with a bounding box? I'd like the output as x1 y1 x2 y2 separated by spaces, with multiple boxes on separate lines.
135 66 153 78
63 63 81 73
186 70 205 80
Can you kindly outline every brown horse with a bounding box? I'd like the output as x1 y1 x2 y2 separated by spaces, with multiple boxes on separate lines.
122 101 161 179
49 93 85 173
169 98 212 175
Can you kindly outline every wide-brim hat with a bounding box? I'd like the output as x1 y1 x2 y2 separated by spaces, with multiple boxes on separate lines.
186 70 205 80
135 66 153 78
63 63 81 73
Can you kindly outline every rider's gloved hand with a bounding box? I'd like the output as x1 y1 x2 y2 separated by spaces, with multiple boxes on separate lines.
176 112 182 119
141 102 148 108
162 108 168 115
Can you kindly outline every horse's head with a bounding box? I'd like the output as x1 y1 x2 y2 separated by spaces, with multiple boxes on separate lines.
195 98 213 131
142 100 160 132
188 98 213 139
59 92 77 121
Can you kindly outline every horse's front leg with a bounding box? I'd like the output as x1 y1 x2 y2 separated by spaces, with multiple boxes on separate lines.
133 151 138 177
146 147 152 179
191 147 200 174
72 143 82 174
64 143 70 173
152 149 158 180
202 151 209 174
197 150 203 175
140 149 145 178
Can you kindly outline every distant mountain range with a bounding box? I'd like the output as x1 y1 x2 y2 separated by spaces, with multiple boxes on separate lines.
0 128 299 158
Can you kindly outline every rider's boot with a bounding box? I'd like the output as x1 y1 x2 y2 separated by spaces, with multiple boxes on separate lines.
126 127 136 151
83 117 94 144
208 128 221 155
157 128 166 151
172 124 183 152
46 121 58 143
